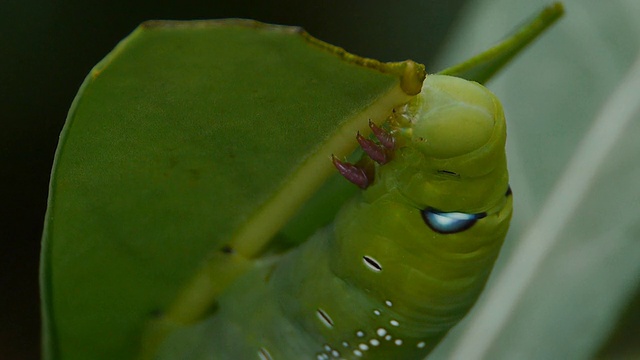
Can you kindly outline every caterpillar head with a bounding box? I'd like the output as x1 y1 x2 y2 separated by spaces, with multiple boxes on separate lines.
389 74 509 212
334 74 509 212
408 75 504 161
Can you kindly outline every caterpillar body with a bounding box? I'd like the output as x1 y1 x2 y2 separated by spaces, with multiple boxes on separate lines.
159 74 512 359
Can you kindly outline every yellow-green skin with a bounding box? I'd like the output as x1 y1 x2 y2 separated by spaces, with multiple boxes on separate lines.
159 75 512 359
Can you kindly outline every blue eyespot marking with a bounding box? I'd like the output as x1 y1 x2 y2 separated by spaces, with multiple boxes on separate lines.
421 208 486 234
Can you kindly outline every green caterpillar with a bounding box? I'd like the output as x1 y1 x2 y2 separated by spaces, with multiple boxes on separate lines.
158 74 512 359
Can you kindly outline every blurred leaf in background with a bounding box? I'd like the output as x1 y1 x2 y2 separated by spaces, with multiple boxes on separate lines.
429 0 640 359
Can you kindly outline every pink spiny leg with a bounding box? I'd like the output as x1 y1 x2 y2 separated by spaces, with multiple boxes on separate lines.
356 132 388 164
369 120 395 150
332 155 371 189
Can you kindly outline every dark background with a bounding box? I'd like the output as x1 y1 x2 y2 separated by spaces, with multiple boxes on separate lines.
0 1 467 358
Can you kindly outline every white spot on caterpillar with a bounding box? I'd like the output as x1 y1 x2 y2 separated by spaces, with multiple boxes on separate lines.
353 349 363 357
385 335 392 341
258 347 272 360
356 330 365 338
316 355 324 360
390 319 400 327
358 343 369 351
342 341 349 348
370 339 380 346
376 328 387 337
323 344 331 351
395 339 403 346
373 309 381 316
362 255 382 272
331 349 340 357
385 300 393 307
317 309 334 328
417 341 426 348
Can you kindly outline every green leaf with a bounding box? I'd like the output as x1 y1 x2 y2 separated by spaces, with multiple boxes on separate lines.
40 19 424 360
429 0 640 358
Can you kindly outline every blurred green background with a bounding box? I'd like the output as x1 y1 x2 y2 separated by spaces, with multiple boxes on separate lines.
3 0 639 359
0 1 465 358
